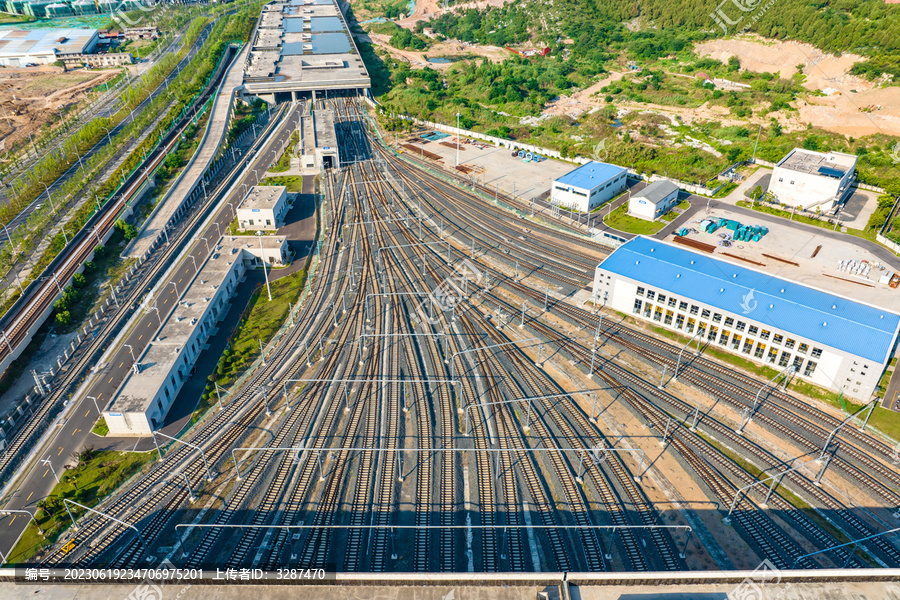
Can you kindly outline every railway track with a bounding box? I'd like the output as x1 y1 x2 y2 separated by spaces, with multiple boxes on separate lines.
37 97 900 574
0 98 286 496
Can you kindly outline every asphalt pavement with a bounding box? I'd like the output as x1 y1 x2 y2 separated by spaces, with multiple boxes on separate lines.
0 103 302 560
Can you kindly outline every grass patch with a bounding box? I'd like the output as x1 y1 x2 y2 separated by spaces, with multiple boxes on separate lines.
268 131 299 173
651 324 900 441
90 417 108 437
604 203 666 235
736 200 875 240
7 449 155 564
195 267 308 422
698 433 870 565
260 175 303 194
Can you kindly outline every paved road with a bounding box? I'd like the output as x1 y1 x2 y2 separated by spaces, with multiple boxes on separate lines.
0 103 302 562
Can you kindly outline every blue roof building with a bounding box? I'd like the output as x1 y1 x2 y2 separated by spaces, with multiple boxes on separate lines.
551 161 627 213
593 236 900 399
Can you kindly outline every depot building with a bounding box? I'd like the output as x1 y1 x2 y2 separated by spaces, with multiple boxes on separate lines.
593 236 900 399
551 161 627 213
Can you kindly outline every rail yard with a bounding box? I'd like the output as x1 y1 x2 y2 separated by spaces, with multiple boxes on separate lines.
0 2 899 599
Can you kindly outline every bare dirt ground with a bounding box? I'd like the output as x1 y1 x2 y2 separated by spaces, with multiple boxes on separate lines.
0 66 118 152
364 31 509 68
396 0 512 28
695 35 900 137
531 34 900 138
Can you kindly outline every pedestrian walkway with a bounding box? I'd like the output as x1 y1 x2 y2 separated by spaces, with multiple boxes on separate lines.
126 43 251 260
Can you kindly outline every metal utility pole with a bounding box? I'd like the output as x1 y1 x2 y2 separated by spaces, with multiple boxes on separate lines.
40 456 60 483
257 231 272 301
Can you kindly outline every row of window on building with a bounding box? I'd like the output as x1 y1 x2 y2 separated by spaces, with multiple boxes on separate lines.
632 286 832 379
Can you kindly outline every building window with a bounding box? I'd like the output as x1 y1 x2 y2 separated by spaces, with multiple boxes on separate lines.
798 343 808 355
785 338 796 350
748 325 758 336
647 290 656 301
653 307 663 321
754 343 766 359
690 305 699 315
664 310 674 325
712 313 722 324
165 387 171 400
658 294 666 304
668 297 677 308
778 351 791 367
266 219 272 226
731 334 741 350
679 301 688 311
698 322 708 336
724 317 734 327
701 309 711 319
766 348 778 364
675 314 685 330
742 339 753 355
792 356 804 370
735 321 746 332
811 347 823 359
760 329 770 341
773 334 784 345
708 325 719 341
719 331 730 346
686 318 696 333
249 219 254 226
636 287 645 297
804 361 817 377
643 303 652 318
633 299 643 314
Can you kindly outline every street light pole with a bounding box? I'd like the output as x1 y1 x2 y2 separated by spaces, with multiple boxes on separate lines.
257 231 272 301
39 456 60 483
455 112 461 168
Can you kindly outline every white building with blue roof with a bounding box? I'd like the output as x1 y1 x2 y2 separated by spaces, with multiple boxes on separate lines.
551 161 627 212
593 236 900 399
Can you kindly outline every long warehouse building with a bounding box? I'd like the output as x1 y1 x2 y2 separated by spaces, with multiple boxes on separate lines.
593 236 900 400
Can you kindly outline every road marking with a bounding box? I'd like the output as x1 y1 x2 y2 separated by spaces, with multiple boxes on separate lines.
108 377 114 383
58 446 64 456
9 515 16 526
26 492 33 503
139 335 143 340
97 393 103 400
85 410 90 417
43 469 49 478
119 361 124 368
